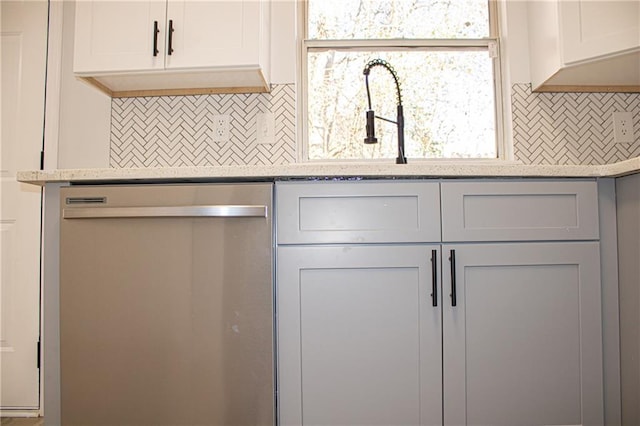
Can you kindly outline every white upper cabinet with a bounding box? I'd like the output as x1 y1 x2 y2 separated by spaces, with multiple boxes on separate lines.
559 1 639 64
528 0 639 91
74 0 270 97
74 1 166 73
165 1 266 70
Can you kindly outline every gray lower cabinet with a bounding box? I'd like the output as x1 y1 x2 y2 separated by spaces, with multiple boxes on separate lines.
441 242 603 426
276 180 604 426
440 180 599 242
616 173 640 425
277 245 442 426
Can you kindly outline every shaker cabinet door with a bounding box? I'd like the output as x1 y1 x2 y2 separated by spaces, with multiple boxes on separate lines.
277 245 443 426
166 0 265 70
74 0 268 78
442 242 604 426
560 0 639 64
74 1 166 73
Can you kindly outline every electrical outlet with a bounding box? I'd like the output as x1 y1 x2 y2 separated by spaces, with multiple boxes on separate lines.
256 112 275 144
613 111 634 144
211 114 230 142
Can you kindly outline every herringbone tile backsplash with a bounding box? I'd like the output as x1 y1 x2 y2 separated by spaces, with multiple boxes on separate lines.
512 84 640 165
110 83 640 167
111 84 296 167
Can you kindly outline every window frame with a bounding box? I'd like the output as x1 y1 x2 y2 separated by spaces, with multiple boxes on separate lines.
297 0 507 163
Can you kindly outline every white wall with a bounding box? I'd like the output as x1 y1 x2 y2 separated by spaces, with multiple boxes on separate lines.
56 1 111 169
502 0 531 85
270 0 297 84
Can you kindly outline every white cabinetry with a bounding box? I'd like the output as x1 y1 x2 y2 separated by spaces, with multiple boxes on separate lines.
74 2 166 73
559 1 639 64
527 0 639 91
74 0 270 97
276 180 604 426
166 1 266 71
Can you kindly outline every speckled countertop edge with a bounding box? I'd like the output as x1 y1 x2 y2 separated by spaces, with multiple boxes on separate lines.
16 157 640 185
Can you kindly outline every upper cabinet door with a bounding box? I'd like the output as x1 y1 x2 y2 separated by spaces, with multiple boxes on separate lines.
74 1 166 73
527 0 639 90
165 0 267 70
560 0 640 64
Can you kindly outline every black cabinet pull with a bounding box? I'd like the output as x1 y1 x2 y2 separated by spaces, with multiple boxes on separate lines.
168 19 174 55
449 249 457 307
431 249 437 307
152 21 159 56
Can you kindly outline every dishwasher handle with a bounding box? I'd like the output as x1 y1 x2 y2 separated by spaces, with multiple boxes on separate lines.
63 205 268 219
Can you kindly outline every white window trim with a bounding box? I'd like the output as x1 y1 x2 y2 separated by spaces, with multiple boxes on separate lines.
296 0 512 163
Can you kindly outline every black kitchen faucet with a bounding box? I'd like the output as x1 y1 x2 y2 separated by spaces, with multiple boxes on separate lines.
363 59 407 164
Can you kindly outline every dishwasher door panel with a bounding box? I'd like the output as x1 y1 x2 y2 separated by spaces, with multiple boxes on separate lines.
60 184 274 426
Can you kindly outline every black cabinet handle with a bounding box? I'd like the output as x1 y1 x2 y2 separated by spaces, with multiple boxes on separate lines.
449 249 457 307
168 19 174 55
431 249 437 307
152 21 159 56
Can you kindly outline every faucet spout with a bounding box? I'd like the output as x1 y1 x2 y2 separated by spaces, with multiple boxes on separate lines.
363 59 407 164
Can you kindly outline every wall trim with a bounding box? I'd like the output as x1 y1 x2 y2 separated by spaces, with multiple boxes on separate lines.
43 0 63 171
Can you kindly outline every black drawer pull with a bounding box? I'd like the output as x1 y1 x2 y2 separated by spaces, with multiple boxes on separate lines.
431 249 437 307
152 21 159 56
449 249 457 307
168 19 174 55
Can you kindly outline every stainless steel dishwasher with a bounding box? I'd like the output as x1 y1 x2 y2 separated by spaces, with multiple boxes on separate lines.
59 183 274 426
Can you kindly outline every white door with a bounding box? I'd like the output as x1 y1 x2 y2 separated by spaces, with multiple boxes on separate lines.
165 0 262 69
73 0 166 73
560 0 640 64
277 245 442 426
442 242 604 426
1 0 48 411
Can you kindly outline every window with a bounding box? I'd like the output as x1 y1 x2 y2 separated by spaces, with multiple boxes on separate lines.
302 0 501 162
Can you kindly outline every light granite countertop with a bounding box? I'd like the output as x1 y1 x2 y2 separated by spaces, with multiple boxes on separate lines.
17 156 640 185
